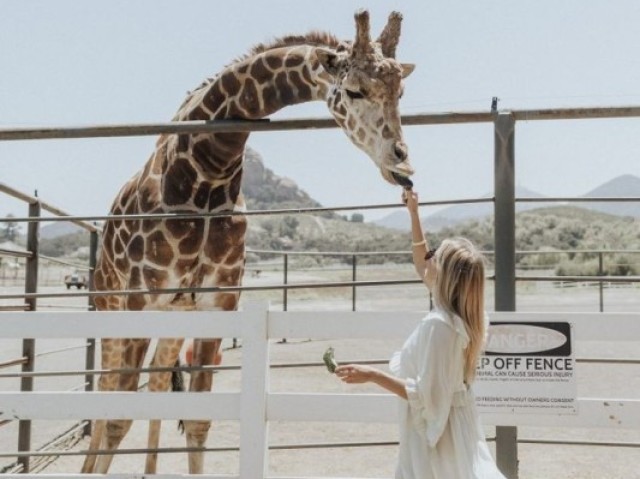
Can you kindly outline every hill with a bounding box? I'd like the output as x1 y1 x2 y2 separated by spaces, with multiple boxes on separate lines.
581 174 640 218
375 174 640 231
439 205 640 251
242 147 407 259
375 185 547 231
243 147 329 214
437 205 640 275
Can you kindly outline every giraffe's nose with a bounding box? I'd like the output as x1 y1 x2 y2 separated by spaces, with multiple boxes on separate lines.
392 141 408 162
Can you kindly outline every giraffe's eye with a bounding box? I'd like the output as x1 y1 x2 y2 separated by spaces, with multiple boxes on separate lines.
345 89 366 100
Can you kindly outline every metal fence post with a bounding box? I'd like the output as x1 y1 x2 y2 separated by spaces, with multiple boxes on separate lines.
598 252 604 312
352 254 357 311
18 200 40 473
83 229 98 436
283 254 288 312
494 111 518 479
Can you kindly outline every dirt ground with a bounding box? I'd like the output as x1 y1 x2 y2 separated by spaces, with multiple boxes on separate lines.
2 266 640 477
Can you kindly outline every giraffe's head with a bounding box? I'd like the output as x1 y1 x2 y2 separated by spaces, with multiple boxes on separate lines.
317 10 416 188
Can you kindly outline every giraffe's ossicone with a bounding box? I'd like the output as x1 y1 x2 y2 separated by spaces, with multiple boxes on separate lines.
82 9 415 475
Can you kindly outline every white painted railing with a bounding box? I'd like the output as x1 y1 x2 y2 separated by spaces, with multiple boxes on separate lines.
2 303 640 478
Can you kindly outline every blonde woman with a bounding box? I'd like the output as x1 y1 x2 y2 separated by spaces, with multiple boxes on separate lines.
335 190 505 478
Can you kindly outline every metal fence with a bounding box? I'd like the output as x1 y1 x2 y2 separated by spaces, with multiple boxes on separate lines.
1 105 640 478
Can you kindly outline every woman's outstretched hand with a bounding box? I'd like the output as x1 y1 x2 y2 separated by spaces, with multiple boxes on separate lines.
402 189 420 214
335 364 376 384
335 363 409 399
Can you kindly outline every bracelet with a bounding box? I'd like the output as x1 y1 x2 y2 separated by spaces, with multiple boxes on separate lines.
412 239 426 247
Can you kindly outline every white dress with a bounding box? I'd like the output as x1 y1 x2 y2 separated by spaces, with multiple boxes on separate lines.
389 308 506 479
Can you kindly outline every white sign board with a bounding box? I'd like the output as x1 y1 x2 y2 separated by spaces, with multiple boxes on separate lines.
475 321 576 414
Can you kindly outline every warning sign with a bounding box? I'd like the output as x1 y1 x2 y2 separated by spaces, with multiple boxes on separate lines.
475 321 576 414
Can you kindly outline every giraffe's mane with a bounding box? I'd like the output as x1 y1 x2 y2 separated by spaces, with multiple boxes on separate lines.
243 30 343 60
178 31 343 115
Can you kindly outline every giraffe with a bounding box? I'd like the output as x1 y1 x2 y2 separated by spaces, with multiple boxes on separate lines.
81 9 415 474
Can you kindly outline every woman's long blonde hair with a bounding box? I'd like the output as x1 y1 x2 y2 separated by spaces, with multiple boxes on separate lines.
432 238 486 384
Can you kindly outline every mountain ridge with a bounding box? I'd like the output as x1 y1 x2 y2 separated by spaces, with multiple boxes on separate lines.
374 174 640 231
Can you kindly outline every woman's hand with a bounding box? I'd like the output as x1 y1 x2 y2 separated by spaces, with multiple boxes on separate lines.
336 363 409 399
402 189 420 214
335 364 377 384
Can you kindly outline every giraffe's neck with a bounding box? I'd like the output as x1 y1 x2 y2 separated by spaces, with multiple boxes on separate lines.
179 45 331 122
147 45 333 213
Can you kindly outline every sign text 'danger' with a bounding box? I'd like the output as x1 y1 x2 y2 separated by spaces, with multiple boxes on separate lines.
485 324 567 354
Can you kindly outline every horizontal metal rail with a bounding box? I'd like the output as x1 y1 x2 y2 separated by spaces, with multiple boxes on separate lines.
34 343 90 359
513 249 640 256
0 247 31 259
0 182 99 233
514 275 640 283
67 382 89 392
518 196 640 203
2 272 639 302
0 359 389 380
517 438 640 448
0 305 29 312
39 254 91 270
252 248 640 257
249 250 412 257
36 304 92 310
2 435 639 460
0 364 233 379
0 106 639 142
0 197 493 224
2 193 637 226
0 357 28 369
1 355 637 381
576 358 640 365
0 278 425 301
0 441 401 459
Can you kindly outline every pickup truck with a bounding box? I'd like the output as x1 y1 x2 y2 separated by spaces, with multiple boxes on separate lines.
64 273 88 289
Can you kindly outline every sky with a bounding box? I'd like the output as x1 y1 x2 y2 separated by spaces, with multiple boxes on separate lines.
1 0 639 227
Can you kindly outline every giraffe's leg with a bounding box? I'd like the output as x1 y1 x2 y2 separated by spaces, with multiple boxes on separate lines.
81 338 126 474
93 338 150 474
144 338 185 474
92 418 135 474
183 337 222 474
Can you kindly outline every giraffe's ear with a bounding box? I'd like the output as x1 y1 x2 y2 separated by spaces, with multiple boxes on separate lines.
401 63 416 79
316 48 342 77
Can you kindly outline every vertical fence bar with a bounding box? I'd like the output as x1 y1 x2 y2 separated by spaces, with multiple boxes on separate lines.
494 112 518 479
283 254 288 312
239 302 270 479
598 252 604 312
280 254 288 343
352 254 357 311
18 201 40 473
83 229 98 436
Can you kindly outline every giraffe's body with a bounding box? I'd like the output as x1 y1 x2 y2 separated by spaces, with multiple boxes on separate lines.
82 10 414 474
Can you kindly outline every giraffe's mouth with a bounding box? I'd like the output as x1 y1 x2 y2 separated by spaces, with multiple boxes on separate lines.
391 172 414 189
